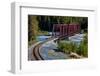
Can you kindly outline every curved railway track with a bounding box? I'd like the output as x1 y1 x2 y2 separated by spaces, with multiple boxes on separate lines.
32 36 68 60
33 42 44 60
32 37 56 60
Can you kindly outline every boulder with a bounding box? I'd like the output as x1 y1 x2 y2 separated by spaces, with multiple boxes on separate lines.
69 52 82 58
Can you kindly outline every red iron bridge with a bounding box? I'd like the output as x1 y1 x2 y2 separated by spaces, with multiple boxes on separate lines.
52 23 80 37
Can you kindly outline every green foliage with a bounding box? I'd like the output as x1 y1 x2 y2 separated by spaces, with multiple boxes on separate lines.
36 16 88 32
57 34 88 57
38 31 49 36
77 34 88 57
77 41 88 57
58 42 78 54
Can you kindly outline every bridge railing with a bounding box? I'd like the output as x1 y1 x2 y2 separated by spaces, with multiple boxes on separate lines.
52 24 80 37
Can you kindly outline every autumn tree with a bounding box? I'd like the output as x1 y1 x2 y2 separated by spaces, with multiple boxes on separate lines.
28 15 39 41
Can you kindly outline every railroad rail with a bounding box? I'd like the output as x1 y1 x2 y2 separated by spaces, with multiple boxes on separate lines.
33 43 44 60
32 37 57 60
32 34 76 60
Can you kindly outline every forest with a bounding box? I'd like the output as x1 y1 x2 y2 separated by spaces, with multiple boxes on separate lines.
28 15 88 44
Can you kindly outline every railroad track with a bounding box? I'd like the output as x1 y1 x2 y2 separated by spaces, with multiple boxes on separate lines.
32 37 57 60
33 42 44 60
32 36 66 60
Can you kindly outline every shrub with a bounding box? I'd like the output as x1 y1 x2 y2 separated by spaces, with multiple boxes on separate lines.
58 41 78 54
57 34 88 57
76 34 88 57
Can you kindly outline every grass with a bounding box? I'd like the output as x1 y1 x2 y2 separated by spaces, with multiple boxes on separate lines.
38 31 49 36
57 34 88 57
